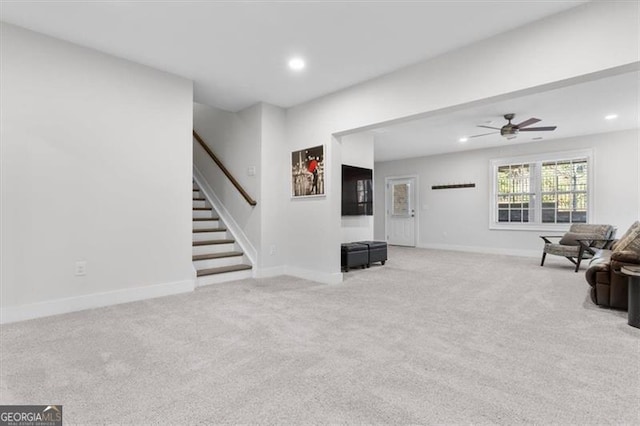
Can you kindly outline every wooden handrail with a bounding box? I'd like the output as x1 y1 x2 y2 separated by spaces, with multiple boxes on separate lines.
193 130 257 206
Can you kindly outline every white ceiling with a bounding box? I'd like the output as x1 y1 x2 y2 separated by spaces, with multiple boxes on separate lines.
371 71 640 162
0 1 586 112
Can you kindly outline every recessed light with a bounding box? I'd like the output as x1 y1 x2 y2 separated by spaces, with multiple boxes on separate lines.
605 114 618 120
288 57 306 71
459 137 468 143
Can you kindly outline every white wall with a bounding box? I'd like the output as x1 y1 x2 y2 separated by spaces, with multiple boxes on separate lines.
340 133 374 243
373 130 639 256
281 1 639 282
193 102 262 256
259 103 288 270
0 23 194 322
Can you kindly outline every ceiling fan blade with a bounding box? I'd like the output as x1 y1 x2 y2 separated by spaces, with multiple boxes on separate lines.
477 125 501 130
519 126 557 132
468 131 498 139
515 118 541 128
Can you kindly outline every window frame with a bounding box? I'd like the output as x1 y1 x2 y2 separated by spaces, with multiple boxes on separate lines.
489 149 594 231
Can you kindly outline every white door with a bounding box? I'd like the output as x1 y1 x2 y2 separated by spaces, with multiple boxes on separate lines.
386 177 416 246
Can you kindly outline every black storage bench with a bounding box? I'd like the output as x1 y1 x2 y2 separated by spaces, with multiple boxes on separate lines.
341 243 369 272
356 241 388 267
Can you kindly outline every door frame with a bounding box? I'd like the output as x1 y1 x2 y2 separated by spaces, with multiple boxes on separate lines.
384 174 419 247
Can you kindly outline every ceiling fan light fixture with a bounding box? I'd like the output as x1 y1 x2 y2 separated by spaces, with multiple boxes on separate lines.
469 113 556 141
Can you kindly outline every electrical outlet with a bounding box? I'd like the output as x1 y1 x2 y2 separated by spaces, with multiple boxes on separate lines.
247 166 256 176
75 261 87 276
269 245 276 255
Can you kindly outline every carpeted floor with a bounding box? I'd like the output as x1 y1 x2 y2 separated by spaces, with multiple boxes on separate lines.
1 247 638 424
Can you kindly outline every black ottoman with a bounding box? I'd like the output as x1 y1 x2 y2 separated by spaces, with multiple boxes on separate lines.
341 243 369 272
356 241 388 267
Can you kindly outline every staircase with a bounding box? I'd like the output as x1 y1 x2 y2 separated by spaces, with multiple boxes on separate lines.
192 181 253 285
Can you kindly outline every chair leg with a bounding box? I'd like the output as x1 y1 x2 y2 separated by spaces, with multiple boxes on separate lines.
575 244 585 273
540 252 547 267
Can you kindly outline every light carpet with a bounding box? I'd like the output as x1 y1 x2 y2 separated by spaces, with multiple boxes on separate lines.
1 247 639 424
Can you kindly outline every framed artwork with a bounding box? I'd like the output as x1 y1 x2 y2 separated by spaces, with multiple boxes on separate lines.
291 145 325 198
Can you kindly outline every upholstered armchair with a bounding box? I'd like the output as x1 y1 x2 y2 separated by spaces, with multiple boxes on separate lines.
540 224 616 272
586 221 640 310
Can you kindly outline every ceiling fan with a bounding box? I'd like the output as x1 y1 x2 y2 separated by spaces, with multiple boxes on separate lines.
469 113 557 140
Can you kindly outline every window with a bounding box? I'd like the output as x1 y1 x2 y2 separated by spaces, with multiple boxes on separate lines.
490 150 593 230
392 183 409 216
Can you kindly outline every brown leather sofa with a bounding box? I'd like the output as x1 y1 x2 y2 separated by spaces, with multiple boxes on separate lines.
585 221 640 310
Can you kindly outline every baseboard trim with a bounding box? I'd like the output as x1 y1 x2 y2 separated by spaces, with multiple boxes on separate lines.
285 266 343 285
0 279 195 324
416 242 539 258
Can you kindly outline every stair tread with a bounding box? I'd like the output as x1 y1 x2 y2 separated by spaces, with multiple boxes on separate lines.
193 207 213 211
193 228 227 233
193 239 235 246
193 251 244 261
197 264 252 276
193 217 220 221
193 197 206 201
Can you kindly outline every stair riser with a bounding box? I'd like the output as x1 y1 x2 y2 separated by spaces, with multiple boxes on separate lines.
197 269 253 286
193 220 220 229
194 256 243 270
192 200 207 208
192 243 236 256
193 232 228 242
193 210 214 219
